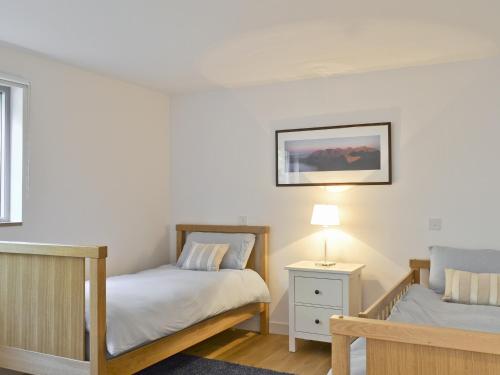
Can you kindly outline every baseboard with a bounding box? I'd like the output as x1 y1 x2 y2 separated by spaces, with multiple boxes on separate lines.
236 316 288 336
270 321 288 336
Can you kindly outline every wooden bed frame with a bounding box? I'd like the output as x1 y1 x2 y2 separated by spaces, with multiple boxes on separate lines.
0 224 270 375
330 259 500 375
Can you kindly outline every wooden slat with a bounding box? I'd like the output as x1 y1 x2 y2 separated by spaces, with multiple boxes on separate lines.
366 338 500 375
0 345 90 375
332 334 350 375
330 316 500 356
107 303 263 375
176 224 270 234
0 253 85 360
89 258 107 375
359 271 414 319
0 241 106 259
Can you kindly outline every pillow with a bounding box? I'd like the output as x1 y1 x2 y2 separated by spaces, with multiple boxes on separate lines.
176 242 229 271
443 268 500 306
429 246 500 294
182 232 256 270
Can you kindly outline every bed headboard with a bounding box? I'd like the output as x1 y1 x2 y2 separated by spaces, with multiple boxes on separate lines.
176 224 270 284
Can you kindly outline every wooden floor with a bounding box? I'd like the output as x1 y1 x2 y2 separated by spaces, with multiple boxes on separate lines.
184 329 331 375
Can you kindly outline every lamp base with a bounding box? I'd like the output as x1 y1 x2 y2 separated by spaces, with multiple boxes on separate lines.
315 261 336 267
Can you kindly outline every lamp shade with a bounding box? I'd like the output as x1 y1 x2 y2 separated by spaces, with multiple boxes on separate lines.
310 204 340 226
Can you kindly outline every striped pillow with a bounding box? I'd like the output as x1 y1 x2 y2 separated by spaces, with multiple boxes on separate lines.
443 268 500 306
177 242 230 271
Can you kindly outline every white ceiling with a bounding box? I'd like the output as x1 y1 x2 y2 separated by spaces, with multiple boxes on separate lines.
0 0 499 93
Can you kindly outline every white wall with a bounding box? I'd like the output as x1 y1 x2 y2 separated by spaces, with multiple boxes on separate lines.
170 56 500 332
0 43 170 277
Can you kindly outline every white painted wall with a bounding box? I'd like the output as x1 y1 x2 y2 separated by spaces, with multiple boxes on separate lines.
170 56 500 332
0 43 170 375
0 43 170 276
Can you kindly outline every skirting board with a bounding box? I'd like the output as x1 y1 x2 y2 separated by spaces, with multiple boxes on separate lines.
0 369 22 375
237 317 288 336
269 322 289 336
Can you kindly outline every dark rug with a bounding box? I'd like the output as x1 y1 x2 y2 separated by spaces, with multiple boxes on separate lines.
137 353 293 375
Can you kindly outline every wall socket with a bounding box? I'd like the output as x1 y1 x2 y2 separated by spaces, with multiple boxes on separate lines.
429 218 442 231
238 216 248 225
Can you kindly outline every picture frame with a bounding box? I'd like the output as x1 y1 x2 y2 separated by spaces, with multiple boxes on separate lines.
275 122 392 186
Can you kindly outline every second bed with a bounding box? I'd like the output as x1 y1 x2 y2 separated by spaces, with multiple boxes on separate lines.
329 283 500 375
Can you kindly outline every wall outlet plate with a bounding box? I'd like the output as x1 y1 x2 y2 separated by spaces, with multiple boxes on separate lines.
429 218 442 231
238 216 248 225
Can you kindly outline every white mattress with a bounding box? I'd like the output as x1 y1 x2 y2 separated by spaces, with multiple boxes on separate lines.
85 264 271 356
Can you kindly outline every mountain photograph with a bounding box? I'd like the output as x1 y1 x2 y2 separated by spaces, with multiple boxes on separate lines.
286 135 381 172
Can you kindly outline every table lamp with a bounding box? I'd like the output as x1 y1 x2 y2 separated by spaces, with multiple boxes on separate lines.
310 204 340 266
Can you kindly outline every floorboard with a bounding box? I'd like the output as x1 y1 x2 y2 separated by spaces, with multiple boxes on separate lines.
184 329 330 375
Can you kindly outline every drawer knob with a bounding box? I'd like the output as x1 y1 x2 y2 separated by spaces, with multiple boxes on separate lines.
315 319 320 324
314 289 320 295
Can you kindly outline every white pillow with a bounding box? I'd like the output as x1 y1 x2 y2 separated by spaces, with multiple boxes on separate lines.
177 242 229 271
182 232 256 270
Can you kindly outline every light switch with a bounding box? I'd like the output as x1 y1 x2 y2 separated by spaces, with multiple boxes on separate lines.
238 216 248 225
429 218 442 231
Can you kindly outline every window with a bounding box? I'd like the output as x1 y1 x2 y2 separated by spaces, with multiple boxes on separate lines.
0 76 27 224
0 85 11 221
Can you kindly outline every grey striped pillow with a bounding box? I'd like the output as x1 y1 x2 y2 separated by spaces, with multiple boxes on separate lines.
177 242 230 271
443 268 500 306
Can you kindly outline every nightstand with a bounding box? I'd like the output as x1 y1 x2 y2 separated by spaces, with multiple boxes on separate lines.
285 261 364 352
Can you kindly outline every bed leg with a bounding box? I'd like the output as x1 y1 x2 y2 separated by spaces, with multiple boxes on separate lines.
260 303 269 335
332 334 350 375
90 258 107 375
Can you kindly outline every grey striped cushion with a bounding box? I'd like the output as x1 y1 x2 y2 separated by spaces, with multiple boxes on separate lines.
177 242 230 271
443 268 500 306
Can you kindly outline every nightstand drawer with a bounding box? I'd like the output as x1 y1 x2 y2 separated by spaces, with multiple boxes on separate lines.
295 305 342 335
295 276 342 307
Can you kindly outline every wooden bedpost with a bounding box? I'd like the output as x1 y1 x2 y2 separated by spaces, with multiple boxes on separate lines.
257 230 269 335
409 259 430 285
332 333 350 375
90 251 108 375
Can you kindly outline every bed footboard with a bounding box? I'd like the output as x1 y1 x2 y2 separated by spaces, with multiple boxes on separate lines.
331 316 500 375
0 242 107 375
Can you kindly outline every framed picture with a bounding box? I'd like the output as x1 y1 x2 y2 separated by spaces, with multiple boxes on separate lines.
275 122 392 186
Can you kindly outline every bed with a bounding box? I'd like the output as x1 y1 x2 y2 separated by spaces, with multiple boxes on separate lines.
330 259 500 375
0 224 270 375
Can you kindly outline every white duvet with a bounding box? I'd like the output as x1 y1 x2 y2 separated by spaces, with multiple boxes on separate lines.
85 264 271 356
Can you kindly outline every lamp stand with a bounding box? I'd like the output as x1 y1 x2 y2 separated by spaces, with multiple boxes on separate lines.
315 233 335 267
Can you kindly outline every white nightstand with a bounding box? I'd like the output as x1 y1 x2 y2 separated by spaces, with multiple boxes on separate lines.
285 261 364 352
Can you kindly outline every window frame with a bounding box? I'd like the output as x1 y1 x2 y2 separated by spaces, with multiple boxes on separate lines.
0 85 11 222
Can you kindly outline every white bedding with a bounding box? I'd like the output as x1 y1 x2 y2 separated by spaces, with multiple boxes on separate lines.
85 264 271 356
